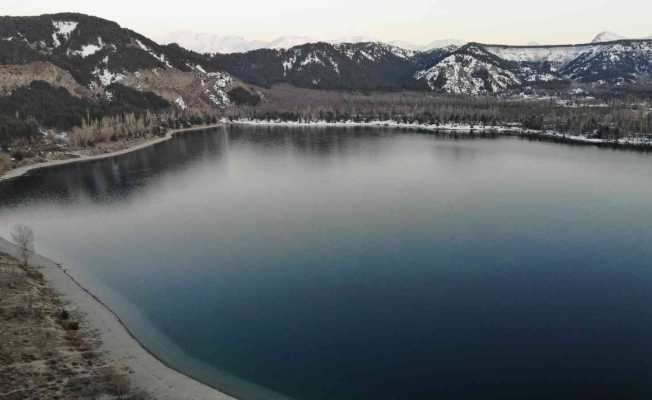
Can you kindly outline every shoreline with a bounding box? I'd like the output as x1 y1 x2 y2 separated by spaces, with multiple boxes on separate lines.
228 119 652 149
0 123 225 183
3 118 649 185
0 236 239 400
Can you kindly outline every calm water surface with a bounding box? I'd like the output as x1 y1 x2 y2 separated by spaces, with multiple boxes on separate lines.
2 126 652 399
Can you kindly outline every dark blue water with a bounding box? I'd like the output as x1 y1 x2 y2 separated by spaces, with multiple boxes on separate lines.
2 126 652 400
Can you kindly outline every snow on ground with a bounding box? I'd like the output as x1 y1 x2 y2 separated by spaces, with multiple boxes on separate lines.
135 39 173 68
282 54 298 76
300 53 326 68
205 72 232 108
485 44 592 66
416 53 521 94
230 119 652 147
68 37 106 58
91 56 125 86
175 97 187 110
51 21 78 47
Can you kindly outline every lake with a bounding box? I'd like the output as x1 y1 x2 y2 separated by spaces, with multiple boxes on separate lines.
2 125 652 400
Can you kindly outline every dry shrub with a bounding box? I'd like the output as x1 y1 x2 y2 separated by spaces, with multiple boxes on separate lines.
106 373 130 397
0 152 10 174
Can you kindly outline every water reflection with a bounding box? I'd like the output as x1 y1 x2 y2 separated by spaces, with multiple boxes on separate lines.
0 127 230 206
2 126 652 400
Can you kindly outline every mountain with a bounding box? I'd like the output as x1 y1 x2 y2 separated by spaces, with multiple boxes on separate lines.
420 39 466 51
1 12 652 110
212 37 652 94
484 40 652 84
0 13 259 116
267 36 316 50
157 31 269 54
159 31 464 54
560 41 652 83
210 41 450 91
592 31 627 43
415 44 522 95
159 32 319 54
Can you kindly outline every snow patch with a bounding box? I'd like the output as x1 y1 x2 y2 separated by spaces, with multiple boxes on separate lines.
91 56 126 86
206 72 233 108
52 21 78 47
69 37 105 58
135 39 173 68
175 97 187 110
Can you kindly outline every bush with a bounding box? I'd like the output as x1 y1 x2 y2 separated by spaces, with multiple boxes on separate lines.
65 321 80 331
0 152 10 174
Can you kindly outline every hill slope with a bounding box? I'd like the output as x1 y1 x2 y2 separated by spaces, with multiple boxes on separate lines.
1 12 652 102
0 13 248 114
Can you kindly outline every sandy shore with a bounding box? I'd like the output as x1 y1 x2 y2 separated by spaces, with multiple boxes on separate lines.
0 123 224 183
0 236 237 400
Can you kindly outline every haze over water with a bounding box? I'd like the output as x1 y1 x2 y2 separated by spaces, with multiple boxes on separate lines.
2 126 652 399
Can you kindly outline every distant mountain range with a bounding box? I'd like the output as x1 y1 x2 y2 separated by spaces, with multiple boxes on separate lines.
159 30 652 54
1 11 652 118
157 31 465 54
213 39 652 94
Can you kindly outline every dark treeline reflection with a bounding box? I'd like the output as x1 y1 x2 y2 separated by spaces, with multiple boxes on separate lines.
0 128 230 207
0 126 403 208
226 124 398 160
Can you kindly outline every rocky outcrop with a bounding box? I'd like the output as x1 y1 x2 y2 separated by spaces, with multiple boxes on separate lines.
0 61 92 97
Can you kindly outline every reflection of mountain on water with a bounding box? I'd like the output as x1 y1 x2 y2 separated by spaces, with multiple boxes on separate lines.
0 125 398 207
0 125 500 209
226 124 395 160
0 127 230 206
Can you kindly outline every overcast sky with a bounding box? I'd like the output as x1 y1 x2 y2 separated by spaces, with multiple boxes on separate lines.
4 0 652 45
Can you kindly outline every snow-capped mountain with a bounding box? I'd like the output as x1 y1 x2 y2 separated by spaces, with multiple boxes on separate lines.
1 12 652 103
212 35 652 94
210 41 447 90
420 39 466 51
267 36 317 50
159 31 464 54
592 31 627 43
412 39 652 93
159 32 319 54
561 41 652 83
157 31 269 54
0 13 250 111
415 44 521 95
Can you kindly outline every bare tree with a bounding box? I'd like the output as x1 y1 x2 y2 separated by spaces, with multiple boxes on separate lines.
11 224 34 267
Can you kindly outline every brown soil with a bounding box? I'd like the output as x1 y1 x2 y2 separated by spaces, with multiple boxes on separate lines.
0 254 149 400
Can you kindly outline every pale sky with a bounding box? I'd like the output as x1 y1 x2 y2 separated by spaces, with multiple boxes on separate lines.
4 0 652 45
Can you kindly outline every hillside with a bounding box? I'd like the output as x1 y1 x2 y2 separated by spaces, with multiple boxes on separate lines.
0 13 257 118
210 42 450 90
214 39 652 94
2 13 652 105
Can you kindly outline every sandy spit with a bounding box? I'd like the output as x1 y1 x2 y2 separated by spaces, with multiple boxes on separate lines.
0 123 225 183
0 236 237 400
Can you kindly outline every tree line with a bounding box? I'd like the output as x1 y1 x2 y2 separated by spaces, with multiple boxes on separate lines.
228 87 652 139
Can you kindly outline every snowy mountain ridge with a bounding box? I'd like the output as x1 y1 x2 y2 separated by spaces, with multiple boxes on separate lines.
0 13 260 112
592 31 627 43
158 31 464 54
414 40 652 94
1 13 652 101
